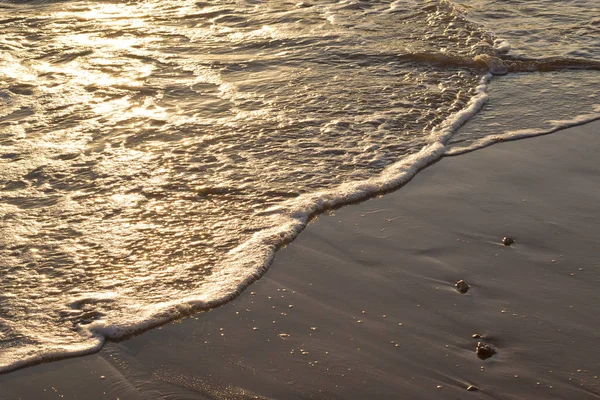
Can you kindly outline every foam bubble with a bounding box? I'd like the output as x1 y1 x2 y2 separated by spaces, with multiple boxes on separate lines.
494 39 511 55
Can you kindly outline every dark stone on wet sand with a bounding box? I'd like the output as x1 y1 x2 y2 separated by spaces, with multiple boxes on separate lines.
467 385 479 392
476 342 497 360
455 280 470 294
502 236 515 246
472 333 481 339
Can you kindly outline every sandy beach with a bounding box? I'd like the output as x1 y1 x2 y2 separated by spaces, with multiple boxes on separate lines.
2 121 599 399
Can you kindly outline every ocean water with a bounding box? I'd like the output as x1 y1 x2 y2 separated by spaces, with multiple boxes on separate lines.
0 0 598 372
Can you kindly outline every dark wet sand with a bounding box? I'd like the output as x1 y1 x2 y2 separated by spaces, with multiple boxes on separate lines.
2 121 600 399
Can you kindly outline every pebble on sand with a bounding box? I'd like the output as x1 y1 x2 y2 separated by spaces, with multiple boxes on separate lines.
455 280 470 294
476 342 497 360
502 237 515 246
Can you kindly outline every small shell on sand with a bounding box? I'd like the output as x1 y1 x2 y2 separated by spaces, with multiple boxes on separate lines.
467 385 479 392
476 342 497 360
455 280 470 294
502 236 515 246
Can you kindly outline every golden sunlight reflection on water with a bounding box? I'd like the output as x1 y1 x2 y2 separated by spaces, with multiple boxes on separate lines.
2 0 598 373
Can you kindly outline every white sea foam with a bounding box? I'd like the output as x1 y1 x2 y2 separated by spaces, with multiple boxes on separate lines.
494 39 511 55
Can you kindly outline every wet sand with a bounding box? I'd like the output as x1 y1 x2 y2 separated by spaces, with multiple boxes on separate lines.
2 121 600 399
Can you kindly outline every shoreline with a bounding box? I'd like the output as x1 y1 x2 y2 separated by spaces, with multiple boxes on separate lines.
2 120 600 399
